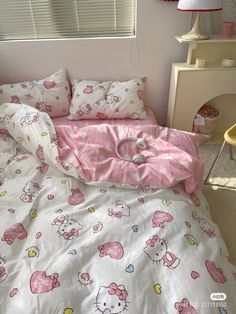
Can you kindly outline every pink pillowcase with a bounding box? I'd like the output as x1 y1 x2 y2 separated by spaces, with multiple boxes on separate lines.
0 69 71 117
67 77 148 120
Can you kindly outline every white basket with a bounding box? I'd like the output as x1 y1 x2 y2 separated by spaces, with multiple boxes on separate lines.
193 113 221 134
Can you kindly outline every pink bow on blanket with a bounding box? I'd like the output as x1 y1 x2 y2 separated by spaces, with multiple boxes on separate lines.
63 228 79 240
146 235 160 247
108 210 122 218
50 273 60 288
108 283 128 300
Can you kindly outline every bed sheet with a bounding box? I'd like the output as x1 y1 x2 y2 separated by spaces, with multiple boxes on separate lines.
0 103 236 314
52 107 157 127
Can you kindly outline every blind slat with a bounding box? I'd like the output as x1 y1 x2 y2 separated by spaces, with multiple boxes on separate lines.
0 0 135 40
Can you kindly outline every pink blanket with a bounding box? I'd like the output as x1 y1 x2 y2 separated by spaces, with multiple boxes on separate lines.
55 124 203 199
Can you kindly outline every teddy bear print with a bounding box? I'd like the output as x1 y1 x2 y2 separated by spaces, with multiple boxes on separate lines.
95 282 129 314
83 85 93 94
36 163 49 174
52 214 83 240
137 89 144 100
43 80 56 89
68 188 85 205
11 95 21 104
96 112 109 119
76 102 92 117
205 260 227 284
0 128 11 141
152 211 173 228
108 200 131 218
192 211 216 238
20 112 39 127
36 144 45 161
77 272 93 286
30 271 60 294
98 242 124 260
1 223 27 245
35 102 52 113
174 298 198 314
144 235 180 269
20 181 41 203
0 256 7 282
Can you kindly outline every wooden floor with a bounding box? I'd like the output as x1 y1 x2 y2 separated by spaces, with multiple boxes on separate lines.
199 144 236 266
203 185 236 266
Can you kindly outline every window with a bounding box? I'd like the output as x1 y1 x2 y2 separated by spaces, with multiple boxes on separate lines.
0 0 136 41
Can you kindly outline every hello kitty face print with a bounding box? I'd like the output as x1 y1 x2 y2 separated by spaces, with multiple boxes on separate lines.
20 181 41 203
76 102 92 117
20 112 39 127
192 211 216 238
52 214 83 240
108 200 131 218
95 282 129 314
0 114 14 127
144 235 180 269
105 93 120 105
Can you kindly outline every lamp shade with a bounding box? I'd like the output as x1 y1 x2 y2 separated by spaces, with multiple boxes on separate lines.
178 0 223 12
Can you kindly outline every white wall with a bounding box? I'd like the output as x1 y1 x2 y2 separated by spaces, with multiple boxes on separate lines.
0 0 191 125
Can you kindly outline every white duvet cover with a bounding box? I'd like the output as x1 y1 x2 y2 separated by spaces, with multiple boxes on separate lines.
0 104 236 314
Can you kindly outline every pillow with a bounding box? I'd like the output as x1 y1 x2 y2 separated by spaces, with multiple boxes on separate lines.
67 77 147 120
0 69 71 117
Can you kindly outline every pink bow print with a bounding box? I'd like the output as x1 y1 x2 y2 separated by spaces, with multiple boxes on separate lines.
207 230 216 238
54 215 66 224
108 210 122 218
108 283 128 300
146 235 160 247
50 273 60 288
63 228 79 240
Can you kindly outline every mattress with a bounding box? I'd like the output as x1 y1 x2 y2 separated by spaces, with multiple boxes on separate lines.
52 107 157 127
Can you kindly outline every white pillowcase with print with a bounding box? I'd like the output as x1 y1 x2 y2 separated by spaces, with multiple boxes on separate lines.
67 77 147 120
0 69 71 117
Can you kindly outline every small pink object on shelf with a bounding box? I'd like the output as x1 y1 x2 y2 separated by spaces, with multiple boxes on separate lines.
221 22 235 38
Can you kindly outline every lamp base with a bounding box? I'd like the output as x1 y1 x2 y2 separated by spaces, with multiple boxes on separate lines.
180 32 209 41
180 12 209 41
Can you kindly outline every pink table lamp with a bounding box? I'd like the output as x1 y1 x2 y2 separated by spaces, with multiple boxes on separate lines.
177 0 223 40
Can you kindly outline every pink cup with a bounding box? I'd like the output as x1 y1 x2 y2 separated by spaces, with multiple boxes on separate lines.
221 22 235 38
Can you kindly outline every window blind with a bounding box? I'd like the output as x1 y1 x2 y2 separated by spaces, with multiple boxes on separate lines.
0 0 135 41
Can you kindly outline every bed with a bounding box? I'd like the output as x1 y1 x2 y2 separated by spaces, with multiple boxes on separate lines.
0 100 236 313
